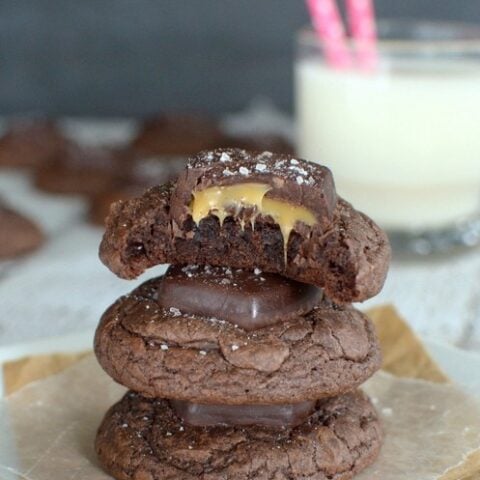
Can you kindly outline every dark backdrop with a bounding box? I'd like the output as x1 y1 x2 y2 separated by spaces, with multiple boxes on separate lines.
1 1 478 116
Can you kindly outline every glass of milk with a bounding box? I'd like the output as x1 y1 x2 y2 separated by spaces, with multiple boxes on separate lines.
295 20 480 254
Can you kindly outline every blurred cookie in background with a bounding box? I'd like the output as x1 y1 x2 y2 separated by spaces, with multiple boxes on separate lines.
34 143 126 197
130 114 224 155
220 133 295 154
89 154 186 226
0 200 44 259
0 118 67 169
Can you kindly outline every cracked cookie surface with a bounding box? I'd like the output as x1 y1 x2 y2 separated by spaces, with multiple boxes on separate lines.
94 277 381 404
96 390 382 480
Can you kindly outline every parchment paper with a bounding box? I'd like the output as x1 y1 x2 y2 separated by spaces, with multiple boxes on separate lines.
368 306 449 383
1 306 479 479
4 352 90 395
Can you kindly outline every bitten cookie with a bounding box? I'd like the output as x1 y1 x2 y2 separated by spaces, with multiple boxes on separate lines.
96 390 382 480
94 274 381 404
0 202 44 258
99 149 390 303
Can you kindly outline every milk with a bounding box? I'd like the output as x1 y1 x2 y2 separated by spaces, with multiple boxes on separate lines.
295 59 480 230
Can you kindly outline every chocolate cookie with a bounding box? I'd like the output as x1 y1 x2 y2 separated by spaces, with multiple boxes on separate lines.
99 150 390 303
0 118 66 169
89 154 187 226
94 276 381 404
131 115 223 156
0 202 44 258
34 143 124 197
96 390 382 480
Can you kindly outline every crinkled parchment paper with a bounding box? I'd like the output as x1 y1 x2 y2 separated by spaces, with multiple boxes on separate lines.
1 306 479 480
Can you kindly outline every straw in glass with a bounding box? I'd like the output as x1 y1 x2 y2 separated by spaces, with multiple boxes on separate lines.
306 0 353 69
345 0 378 69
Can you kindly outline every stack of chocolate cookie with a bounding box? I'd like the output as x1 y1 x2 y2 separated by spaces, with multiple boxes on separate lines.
95 148 390 480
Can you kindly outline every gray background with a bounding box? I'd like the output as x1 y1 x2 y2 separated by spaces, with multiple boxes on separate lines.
0 1 478 116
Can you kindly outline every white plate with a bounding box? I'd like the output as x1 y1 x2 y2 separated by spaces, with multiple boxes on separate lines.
0 333 479 398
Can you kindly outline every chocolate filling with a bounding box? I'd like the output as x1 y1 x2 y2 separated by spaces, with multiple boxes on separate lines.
157 264 322 330
170 399 317 427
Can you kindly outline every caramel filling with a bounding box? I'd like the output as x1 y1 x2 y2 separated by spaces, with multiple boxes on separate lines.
190 183 317 254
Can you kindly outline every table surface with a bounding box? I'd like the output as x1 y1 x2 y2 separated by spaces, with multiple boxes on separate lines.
1 117 480 352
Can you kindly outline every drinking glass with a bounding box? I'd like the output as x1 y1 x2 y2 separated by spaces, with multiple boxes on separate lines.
295 20 480 254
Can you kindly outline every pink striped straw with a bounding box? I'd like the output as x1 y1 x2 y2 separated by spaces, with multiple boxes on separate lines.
346 0 378 69
306 0 353 69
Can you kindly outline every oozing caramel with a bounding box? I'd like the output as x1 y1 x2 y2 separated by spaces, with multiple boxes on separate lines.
190 183 317 254
191 183 271 226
